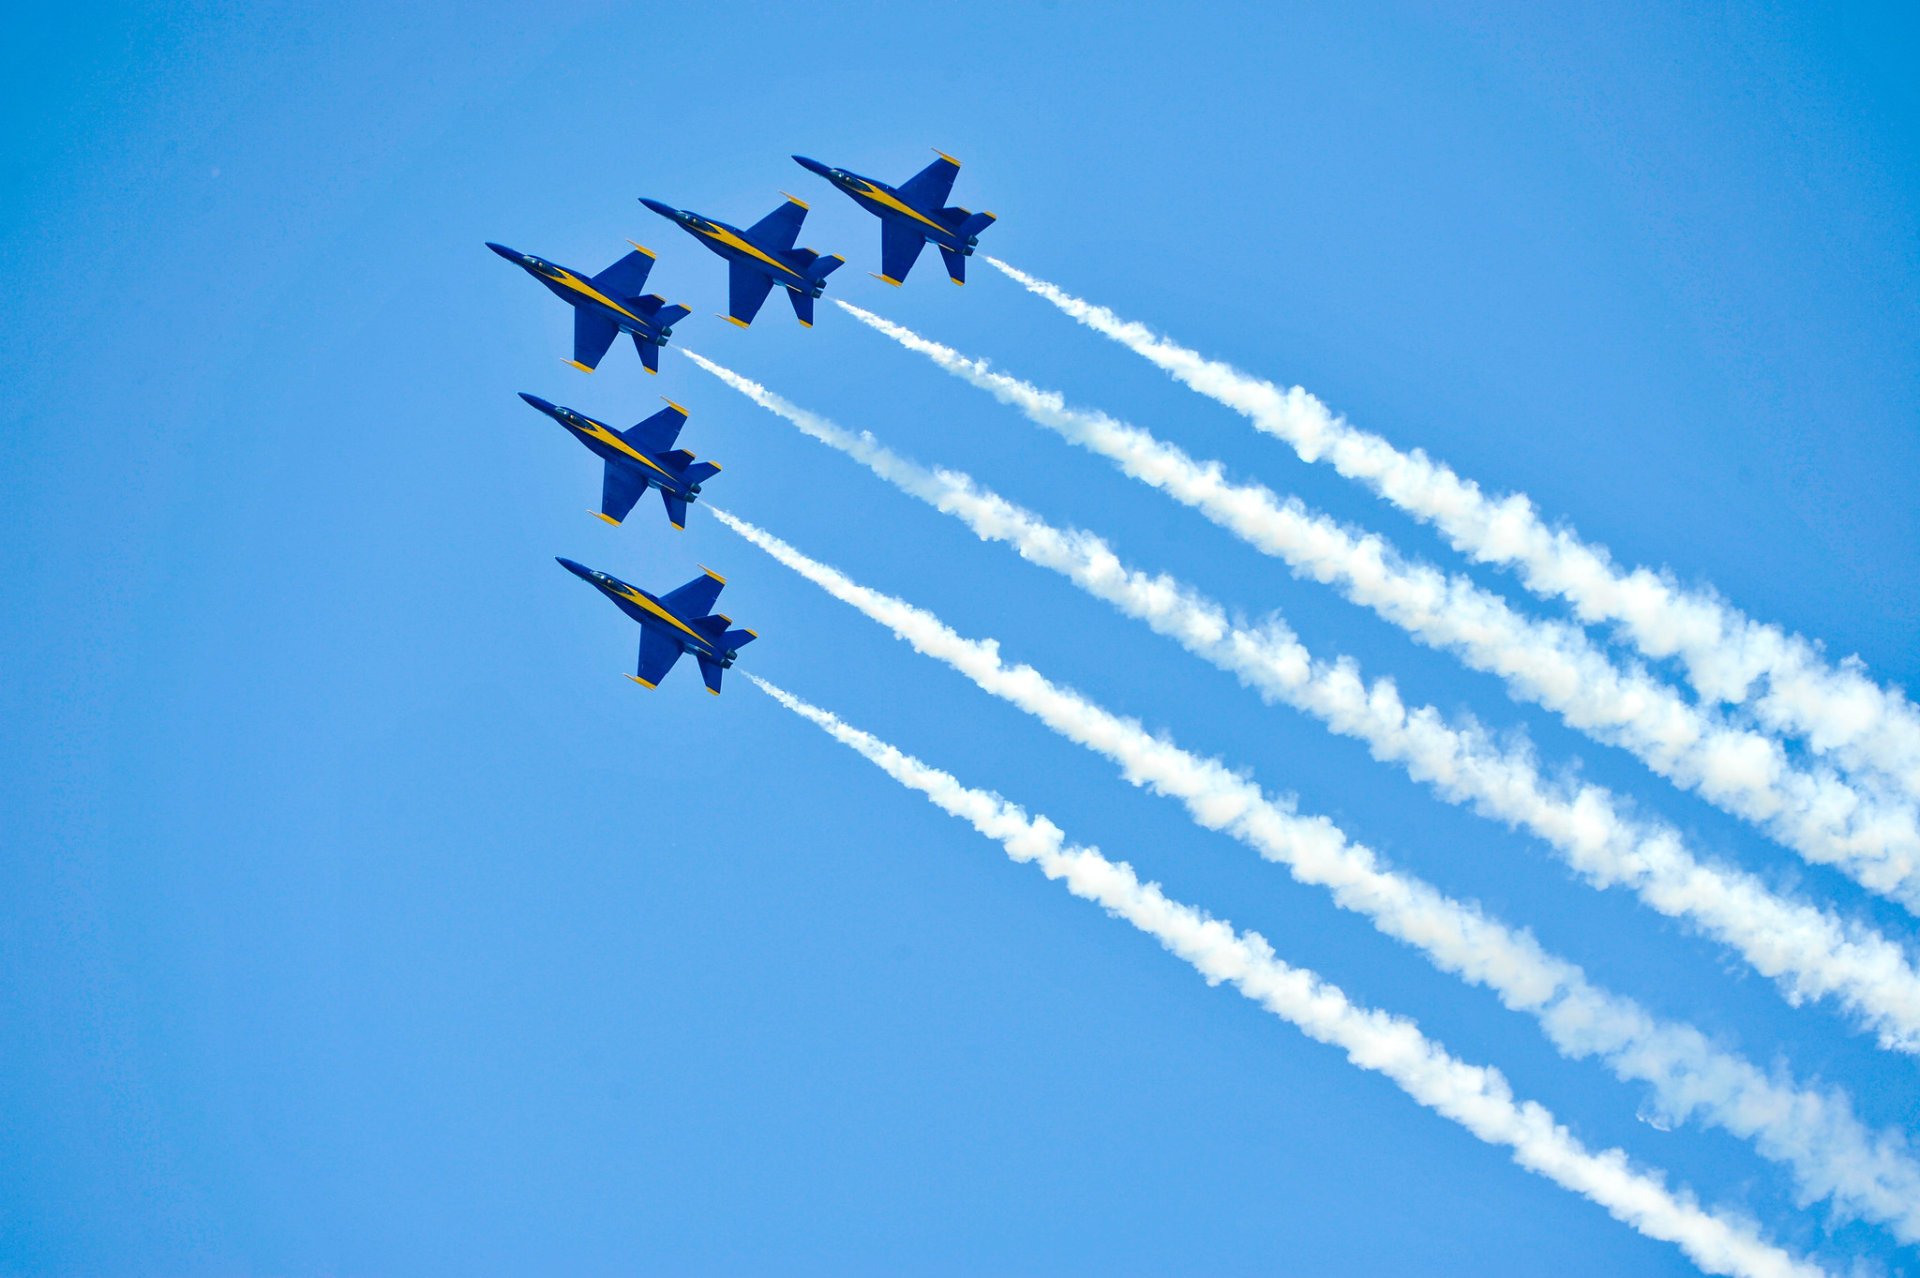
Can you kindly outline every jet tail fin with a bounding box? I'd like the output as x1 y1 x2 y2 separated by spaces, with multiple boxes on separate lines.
955 210 997 239
695 655 726 696
634 333 661 374
718 627 757 653
660 489 689 531
679 460 721 487
639 297 691 330
939 246 967 285
788 289 816 327
805 254 845 285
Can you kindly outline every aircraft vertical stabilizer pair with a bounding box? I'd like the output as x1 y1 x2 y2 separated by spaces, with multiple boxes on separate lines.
490 148 997 695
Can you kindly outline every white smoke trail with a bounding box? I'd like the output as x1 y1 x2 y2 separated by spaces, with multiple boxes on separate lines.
681 350 1920 1054
985 256 1920 811
831 301 1920 913
709 506 1920 1242
752 674 1822 1278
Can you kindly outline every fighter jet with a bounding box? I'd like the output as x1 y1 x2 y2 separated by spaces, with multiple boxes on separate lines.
519 393 719 531
792 150 996 286
487 241 690 374
557 559 756 695
639 194 844 328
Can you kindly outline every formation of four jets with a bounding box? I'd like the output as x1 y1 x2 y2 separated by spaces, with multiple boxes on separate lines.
490 150 997 695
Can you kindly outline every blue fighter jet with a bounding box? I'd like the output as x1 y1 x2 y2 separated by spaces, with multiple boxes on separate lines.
557 559 756 695
519 393 719 531
640 194 844 328
487 241 690 374
792 150 996 286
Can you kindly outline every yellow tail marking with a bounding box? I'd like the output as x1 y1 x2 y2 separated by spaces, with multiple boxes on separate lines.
932 148 961 165
780 191 809 209
566 359 595 373
661 398 689 415
722 314 751 328
625 240 656 258
626 674 657 689
591 511 621 526
870 273 903 286
700 565 726 584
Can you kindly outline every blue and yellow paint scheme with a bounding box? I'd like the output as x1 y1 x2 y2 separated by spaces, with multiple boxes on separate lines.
519 393 719 531
791 150 996 286
640 195 844 328
487 240 691 374
557 558 757 695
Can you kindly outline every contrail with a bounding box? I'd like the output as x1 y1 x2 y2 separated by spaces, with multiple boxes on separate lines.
682 351 1920 1054
985 256 1920 810
709 506 1920 1243
832 301 1920 913
752 675 1823 1278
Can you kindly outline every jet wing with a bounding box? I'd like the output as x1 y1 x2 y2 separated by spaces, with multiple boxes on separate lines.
599 461 648 526
726 262 776 327
571 309 619 371
633 625 683 690
878 219 928 285
620 403 688 454
898 153 960 210
746 197 807 251
660 568 725 620
590 246 655 298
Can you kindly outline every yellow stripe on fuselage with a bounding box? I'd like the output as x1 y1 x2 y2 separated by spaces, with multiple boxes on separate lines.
542 267 643 321
697 224 801 278
852 181 949 235
572 418 671 478
616 586 708 644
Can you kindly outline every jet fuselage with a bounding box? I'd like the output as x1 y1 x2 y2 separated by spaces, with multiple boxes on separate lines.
520 394 704 510
557 559 734 668
639 201 819 294
796 161 976 254
487 243 676 345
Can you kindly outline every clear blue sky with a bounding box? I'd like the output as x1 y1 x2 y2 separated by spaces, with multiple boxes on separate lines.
4 2 1917 1274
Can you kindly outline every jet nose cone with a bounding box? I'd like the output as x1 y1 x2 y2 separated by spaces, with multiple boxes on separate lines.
486 241 519 261
555 557 592 580
518 391 556 413
639 198 677 218
792 155 832 178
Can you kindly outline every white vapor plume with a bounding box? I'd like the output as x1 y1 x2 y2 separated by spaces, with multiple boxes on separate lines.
681 351 1920 1054
986 257 1920 812
831 302 1920 913
753 674 1822 1278
710 506 1920 1243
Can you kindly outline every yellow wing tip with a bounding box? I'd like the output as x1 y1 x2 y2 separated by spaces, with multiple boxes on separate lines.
708 461 722 472
625 240 656 258
699 565 727 584
566 360 595 373
644 364 658 374
626 674 658 689
661 398 690 415
720 314 751 328
797 319 813 328
707 687 721 696
949 276 965 286
669 522 685 531
591 511 621 526
744 629 759 639
870 273 903 286
932 148 961 165
781 191 810 209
